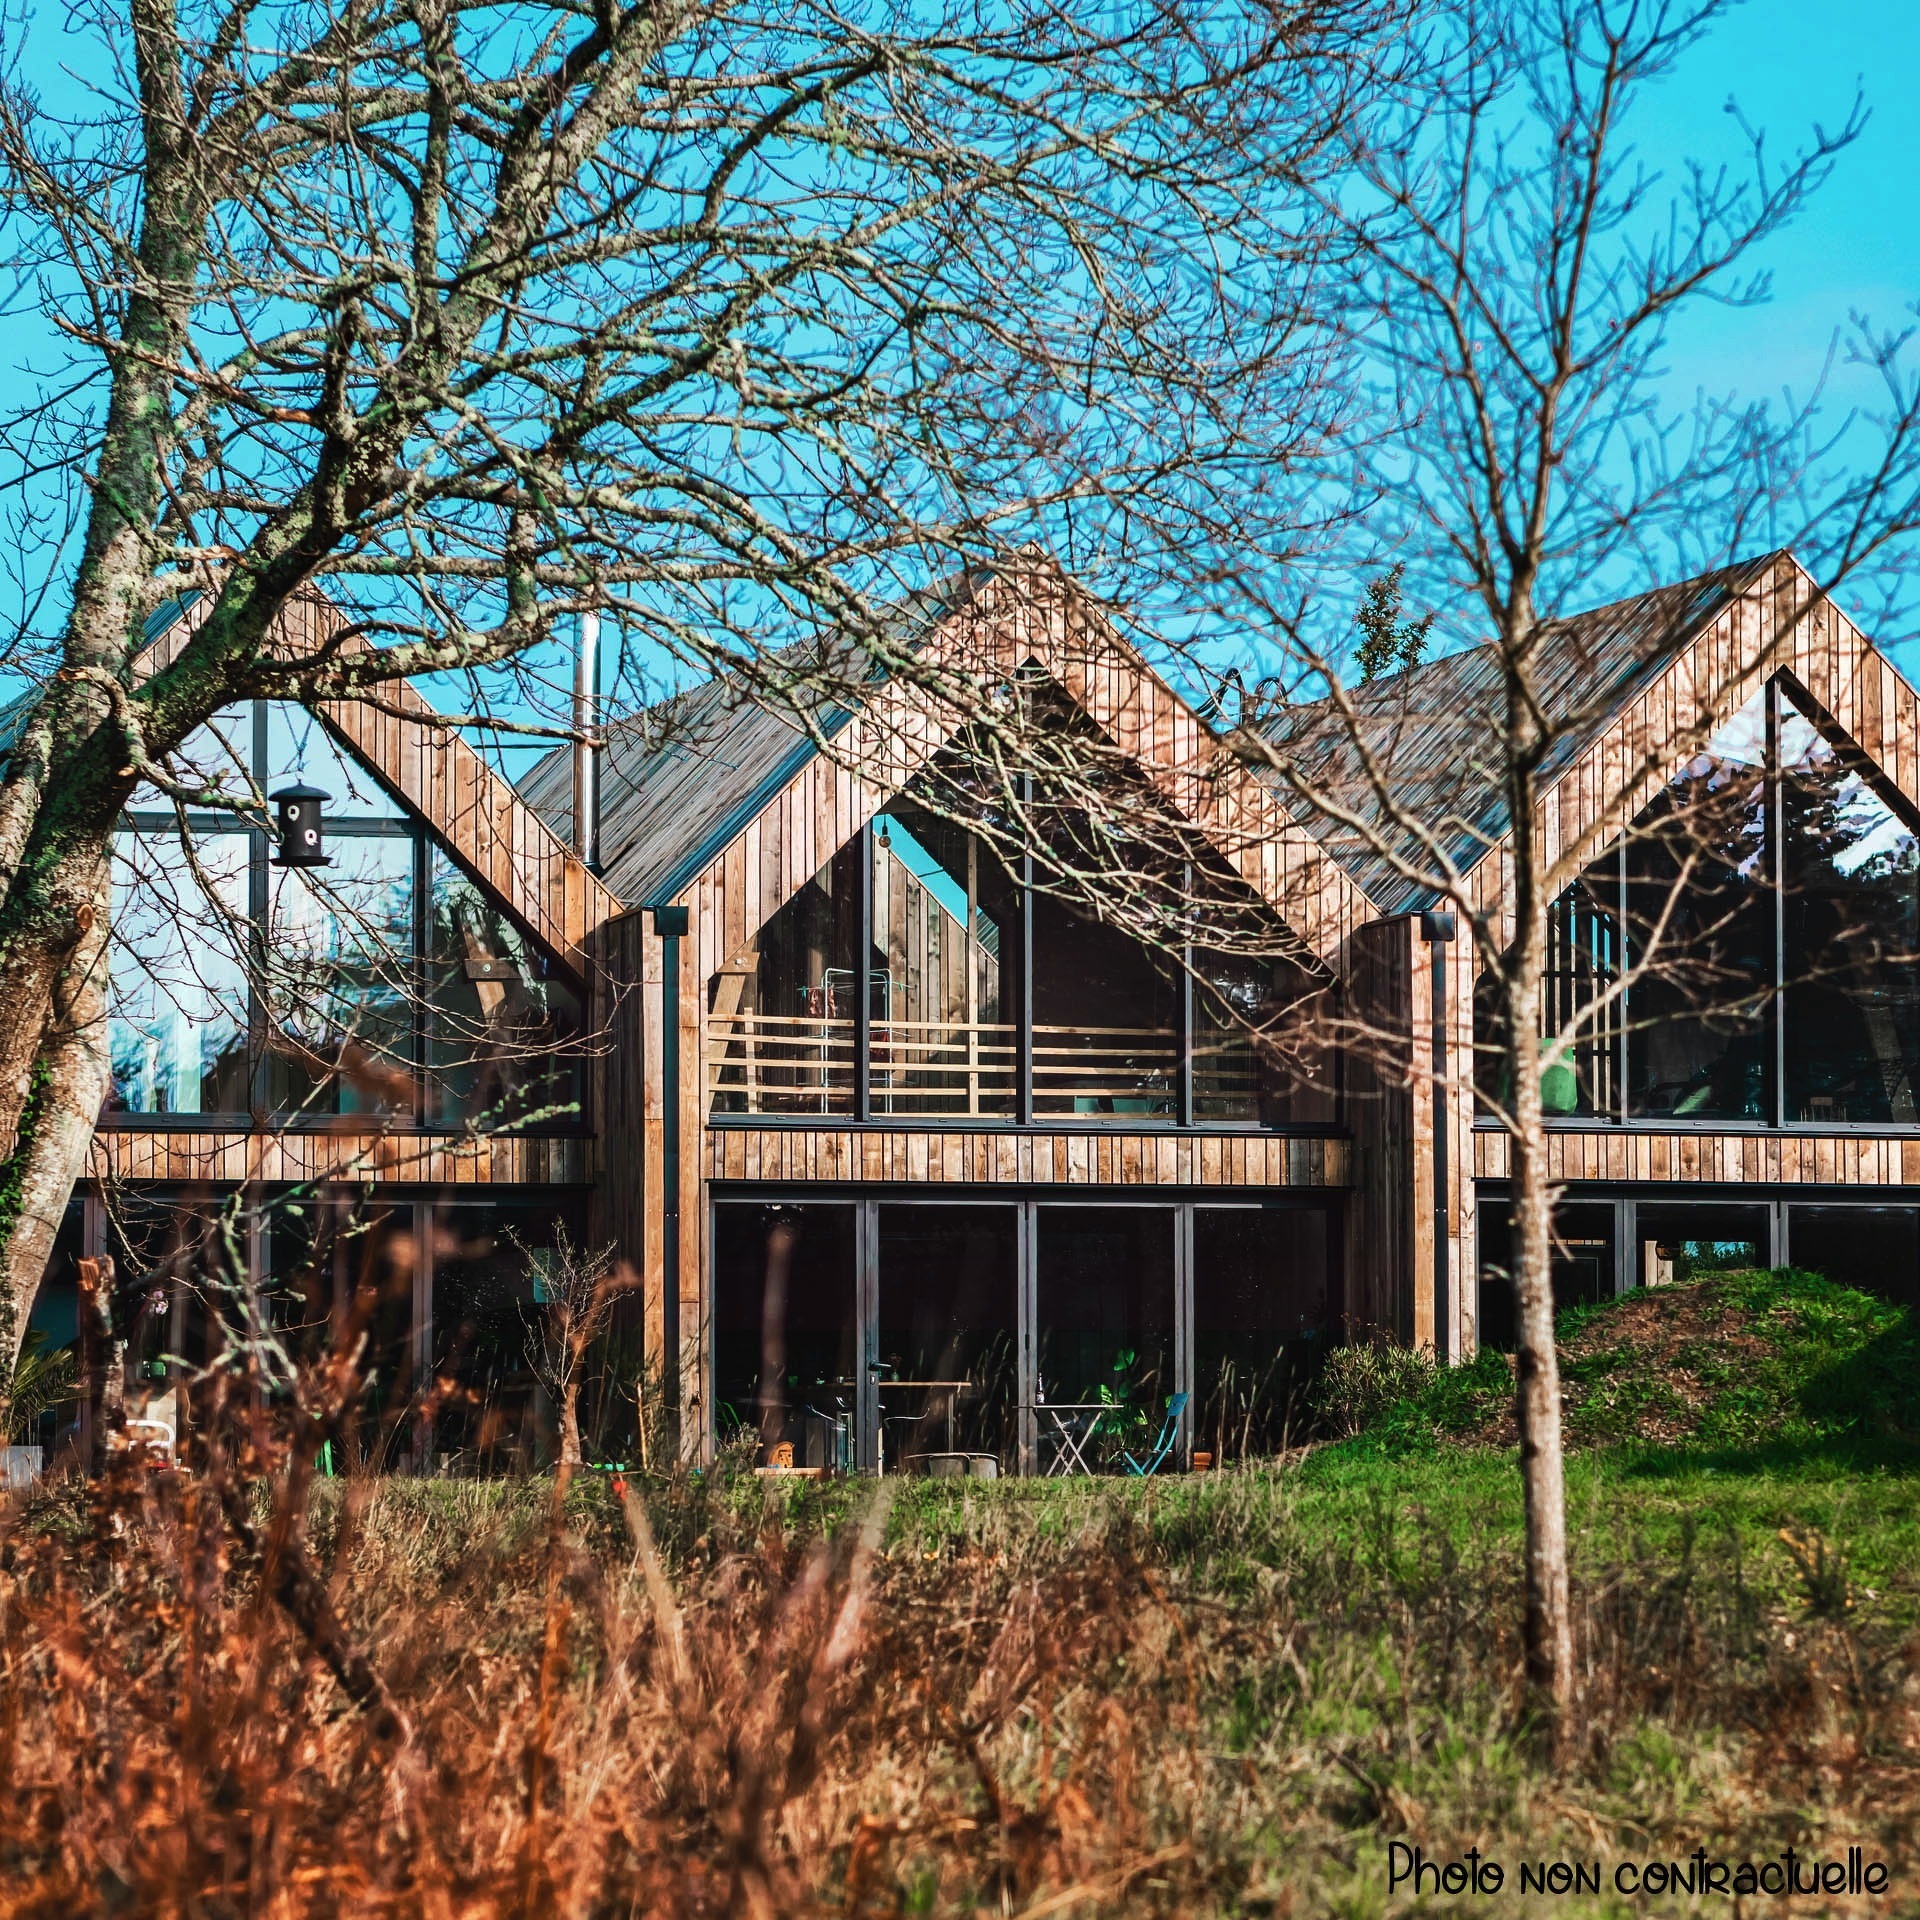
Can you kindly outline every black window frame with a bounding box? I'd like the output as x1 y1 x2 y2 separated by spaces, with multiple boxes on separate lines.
107 702 588 1135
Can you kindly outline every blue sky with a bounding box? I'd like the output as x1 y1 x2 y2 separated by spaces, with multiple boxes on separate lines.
6 0 1920 745
1635 0 1920 523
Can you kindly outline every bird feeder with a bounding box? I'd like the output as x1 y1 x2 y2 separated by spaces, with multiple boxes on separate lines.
270 782 332 868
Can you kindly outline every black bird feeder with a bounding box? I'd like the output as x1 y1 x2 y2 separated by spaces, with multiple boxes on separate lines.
270 782 332 868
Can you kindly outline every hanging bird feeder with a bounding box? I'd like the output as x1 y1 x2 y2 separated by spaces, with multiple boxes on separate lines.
270 782 332 868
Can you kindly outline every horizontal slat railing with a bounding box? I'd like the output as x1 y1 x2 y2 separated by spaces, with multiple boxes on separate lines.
1031 1023 1178 1118
709 1014 1260 1120
706 1012 856 1116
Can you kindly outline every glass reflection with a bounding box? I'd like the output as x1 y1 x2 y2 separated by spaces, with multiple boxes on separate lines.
708 836 862 1115
428 853 583 1127
265 836 417 1116
109 831 253 1113
871 804 1016 1118
1780 702 1920 1121
1626 687 1773 1119
1193 952 1338 1124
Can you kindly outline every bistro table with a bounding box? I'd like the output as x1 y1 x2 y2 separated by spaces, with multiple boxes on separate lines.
1031 1402 1109 1477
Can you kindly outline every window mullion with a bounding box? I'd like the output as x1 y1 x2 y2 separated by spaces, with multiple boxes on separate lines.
1771 677 1786 1129
250 700 270 1124
414 832 430 1128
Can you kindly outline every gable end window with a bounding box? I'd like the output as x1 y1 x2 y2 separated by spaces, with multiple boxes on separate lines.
108 703 583 1130
1478 675 1920 1128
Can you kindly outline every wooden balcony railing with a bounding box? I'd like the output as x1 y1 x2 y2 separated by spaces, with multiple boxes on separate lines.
707 1014 1259 1121
705 1013 1018 1117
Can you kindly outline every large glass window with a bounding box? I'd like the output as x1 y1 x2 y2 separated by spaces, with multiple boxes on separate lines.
707 750 1332 1131
1192 1206 1331 1458
1193 953 1339 1124
708 837 862 1116
1483 677 1920 1130
712 1203 858 1467
1625 688 1773 1120
1788 1205 1920 1307
109 831 253 1114
871 804 1019 1119
1035 1207 1176 1466
427 851 583 1128
875 1205 1018 1466
266 835 417 1117
108 702 581 1126
1779 709 1920 1122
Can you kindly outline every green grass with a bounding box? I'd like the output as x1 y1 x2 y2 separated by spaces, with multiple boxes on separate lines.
61 1268 1899 1917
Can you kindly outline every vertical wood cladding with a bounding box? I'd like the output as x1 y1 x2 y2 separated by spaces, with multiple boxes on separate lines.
699 1127 1345 1187
1473 1128 1920 1187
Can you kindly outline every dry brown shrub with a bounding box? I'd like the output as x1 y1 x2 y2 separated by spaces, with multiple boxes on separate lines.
2 1400 1917 1917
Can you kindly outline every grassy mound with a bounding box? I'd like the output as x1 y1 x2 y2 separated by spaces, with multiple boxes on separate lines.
1327 1267 1920 1462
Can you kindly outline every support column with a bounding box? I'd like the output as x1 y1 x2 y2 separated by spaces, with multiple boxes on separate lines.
1016 1201 1037 1475
1174 1204 1194 1464
856 1199 880 1472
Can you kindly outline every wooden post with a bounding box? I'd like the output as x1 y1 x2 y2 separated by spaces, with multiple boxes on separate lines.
966 834 979 1117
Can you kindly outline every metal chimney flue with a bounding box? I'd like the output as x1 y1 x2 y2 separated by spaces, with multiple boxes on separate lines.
573 610 601 872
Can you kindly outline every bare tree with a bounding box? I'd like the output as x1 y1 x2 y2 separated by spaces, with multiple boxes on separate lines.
0 0 1401 1361
1207 0 1920 1734
778 0 1920 1740
521 1229 631 1473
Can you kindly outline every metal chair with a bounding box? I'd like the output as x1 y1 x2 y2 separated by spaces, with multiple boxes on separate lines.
1121 1392 1189 1476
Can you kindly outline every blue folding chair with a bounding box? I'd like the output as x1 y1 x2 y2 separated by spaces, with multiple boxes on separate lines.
1121 1391 1189 1475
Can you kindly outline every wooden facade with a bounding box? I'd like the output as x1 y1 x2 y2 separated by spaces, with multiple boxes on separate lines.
1473 1128 1920 1189
701 1127 1345 1188
90 552 1920 1466
92 1127 590 1187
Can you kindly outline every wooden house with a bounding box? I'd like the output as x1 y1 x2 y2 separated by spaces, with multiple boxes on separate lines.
36 550 1920 1470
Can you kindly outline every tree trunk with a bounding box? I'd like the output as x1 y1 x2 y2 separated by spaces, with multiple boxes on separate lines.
1505 960 1575 1732
560 1377 584 1470
0 847 113 1377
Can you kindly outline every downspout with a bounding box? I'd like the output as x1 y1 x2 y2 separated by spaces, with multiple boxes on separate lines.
574 612 601 873
1421 909 1456 1362
653 903 689 1446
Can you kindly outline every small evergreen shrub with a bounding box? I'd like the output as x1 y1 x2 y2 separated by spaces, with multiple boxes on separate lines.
1310 1337 1436 1439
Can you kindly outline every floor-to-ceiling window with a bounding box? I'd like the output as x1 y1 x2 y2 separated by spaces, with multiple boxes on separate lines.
874 1205 1019 1465
712 1203 859 1468
109 703 581 1127
1034 1207 1176 1465
707 749 1338 1133
1779 706 1920 1121
1478 675 1920 1130
1192 1205 1332 1458
713 1193 1347 1473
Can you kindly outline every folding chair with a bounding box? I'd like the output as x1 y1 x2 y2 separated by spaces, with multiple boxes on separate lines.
1121 1391 1189 1476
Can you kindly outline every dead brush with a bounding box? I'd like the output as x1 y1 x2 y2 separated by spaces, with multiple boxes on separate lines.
1 1324 1917 1918
0 1360 1210 1917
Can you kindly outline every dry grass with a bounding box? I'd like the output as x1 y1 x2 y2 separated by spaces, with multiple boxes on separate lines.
3 1436 1918 1918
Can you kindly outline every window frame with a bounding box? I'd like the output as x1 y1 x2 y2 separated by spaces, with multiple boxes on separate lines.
712 814 1345 1137
1485 671 1920 1134
108 703 588 1135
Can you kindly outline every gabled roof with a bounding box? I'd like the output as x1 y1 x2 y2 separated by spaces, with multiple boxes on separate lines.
1252 554 1782 913
521 560 1377 968
518 670 855 910
516 580 975 907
